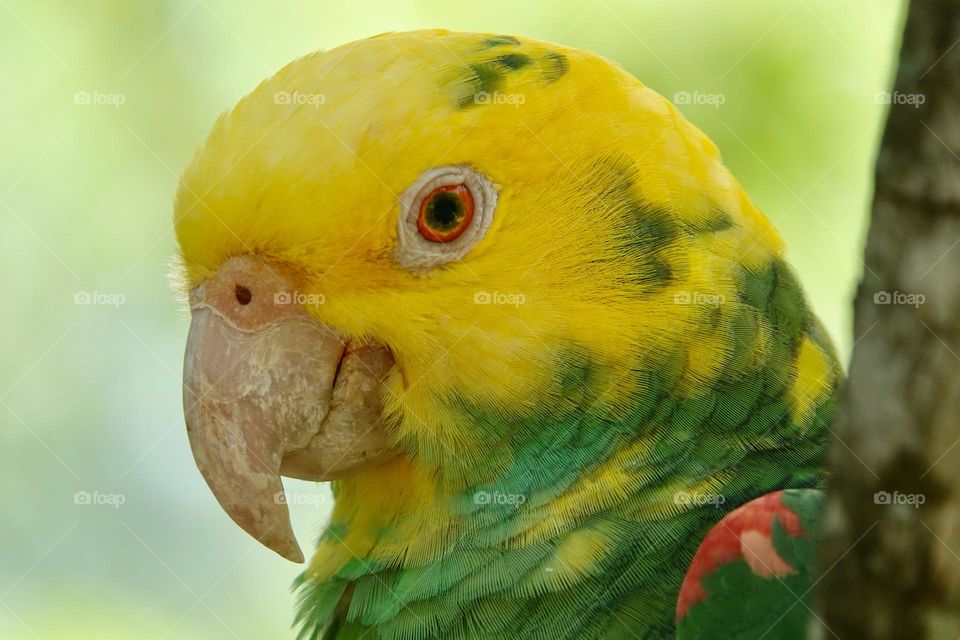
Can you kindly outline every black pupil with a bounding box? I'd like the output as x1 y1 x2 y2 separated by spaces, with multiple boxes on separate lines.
235 285 252 305
425 191 464 231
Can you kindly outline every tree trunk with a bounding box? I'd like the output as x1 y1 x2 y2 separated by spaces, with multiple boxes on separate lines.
817 1 960 638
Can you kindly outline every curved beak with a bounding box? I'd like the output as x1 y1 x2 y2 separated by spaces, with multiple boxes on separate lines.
182 257 396 562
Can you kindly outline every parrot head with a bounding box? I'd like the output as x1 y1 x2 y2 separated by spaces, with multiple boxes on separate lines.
174 30 839 635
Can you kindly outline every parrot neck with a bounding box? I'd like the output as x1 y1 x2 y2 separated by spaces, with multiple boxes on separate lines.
299 402 828 637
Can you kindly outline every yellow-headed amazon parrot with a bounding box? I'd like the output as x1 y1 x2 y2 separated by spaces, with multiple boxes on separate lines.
174 30 841 640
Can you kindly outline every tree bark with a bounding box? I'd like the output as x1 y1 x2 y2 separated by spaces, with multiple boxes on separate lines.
817 1 960 638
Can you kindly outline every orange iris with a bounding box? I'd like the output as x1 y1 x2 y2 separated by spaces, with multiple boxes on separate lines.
416 184 475 242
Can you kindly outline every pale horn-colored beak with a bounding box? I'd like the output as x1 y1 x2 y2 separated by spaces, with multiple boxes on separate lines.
182 256 396 562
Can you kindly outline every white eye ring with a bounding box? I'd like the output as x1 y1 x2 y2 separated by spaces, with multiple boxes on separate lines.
395 165 497 271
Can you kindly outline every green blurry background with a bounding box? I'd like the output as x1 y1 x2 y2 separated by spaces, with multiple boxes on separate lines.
0 1 903 638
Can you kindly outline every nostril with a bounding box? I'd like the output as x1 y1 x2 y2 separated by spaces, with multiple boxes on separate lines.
235 285 252 305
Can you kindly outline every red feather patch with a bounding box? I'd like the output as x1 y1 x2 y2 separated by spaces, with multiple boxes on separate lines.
676 490 807 621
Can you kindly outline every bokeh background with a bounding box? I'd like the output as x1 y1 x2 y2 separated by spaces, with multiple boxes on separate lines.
0 1 905 638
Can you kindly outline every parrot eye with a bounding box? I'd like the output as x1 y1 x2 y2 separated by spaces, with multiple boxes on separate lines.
396 165 497 270
417 184 475 242
235 285 252 305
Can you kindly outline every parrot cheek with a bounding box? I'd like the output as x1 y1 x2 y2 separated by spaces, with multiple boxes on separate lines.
182 256 397 563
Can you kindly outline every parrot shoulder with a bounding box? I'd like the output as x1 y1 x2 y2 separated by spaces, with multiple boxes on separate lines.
676 489 824 640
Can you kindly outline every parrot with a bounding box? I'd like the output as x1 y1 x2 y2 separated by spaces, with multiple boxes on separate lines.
173 30 841 640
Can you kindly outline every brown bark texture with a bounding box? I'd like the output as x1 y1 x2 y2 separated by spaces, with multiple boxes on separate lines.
817 1 960 638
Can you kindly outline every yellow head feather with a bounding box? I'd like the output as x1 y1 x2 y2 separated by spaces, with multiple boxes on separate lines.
175 30 786 457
